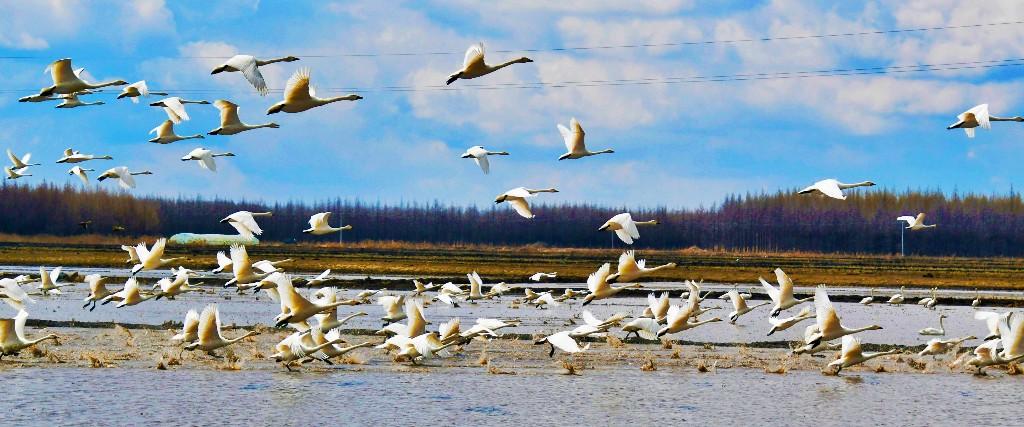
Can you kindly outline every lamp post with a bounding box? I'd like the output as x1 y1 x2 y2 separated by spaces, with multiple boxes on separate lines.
899 220 905 256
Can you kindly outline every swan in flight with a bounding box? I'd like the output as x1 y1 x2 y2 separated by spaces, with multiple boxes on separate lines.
897 213 936 230
446 42 532 85
378 294 408 323
798 179 875 200
116 80 167 103
130 238 184 275
947 104 1024 138
37 266 68 295
149 97 210 124
965 338 1024 374
211 251 232 273
171 309 200 343
55 93 103 108
997 312 1024 361
115 278 159 308
606 250 676 283
271 274 352 328
657 282 723 337
150 120 204 144
0 310 58 359
221 211 273 239
56 148 112 164
18 94 60 103
534 331 589 357
211 54 300 95
81 275 113 311
918 314 947 336
37 58 128 96
154 267 202 300
460 146 509 174
495 187 558 219
529 272 557 282
122 244 141 265
806 285 882 348
4 166 32 180
582 262 641 305
1 278 35 312
267 67 362 114
209 100 280 135
726 289 769 324
183 304 258 353
305 269 333 287
223 244 280 288
303 212 352 235
598 213 659 245
181 148 234 172
760 268 812 317
97 166 153 189
919 335 974 358
644 291 671 323
557 118 614 160
767 306 815 336
270 327 344 369
827 335 900 375
67 166 94 184
8 149 40 170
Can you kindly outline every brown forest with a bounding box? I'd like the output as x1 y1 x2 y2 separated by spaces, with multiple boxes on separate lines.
2 181 1023 257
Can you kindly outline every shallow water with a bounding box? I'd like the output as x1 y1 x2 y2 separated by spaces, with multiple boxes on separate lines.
2 365 1022 425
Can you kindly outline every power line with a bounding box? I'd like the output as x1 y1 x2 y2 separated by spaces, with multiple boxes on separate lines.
1 20 1021 60
3 58 1021 95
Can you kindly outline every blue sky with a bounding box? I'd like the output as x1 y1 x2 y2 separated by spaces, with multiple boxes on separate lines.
2 0 1024 209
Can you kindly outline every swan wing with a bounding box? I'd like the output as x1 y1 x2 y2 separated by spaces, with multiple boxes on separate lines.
216 251 232 268
587 263 612 293
237 212 264 236
198 153 217 172
48 266 63 284
45 58 75 84
132 80 150 97
896 216 915 224
814 285 841 334
284 67 313 102
463 42 485 69
198 304 221 343
162 97 190 122
474 155 490 174
774 268 795 300
1003 314 1024 357
214 100 243 126
966 104 990 130
508 198 534 218
814 180 845 200
546 331 585 353
7 149 20 167
580 310 602 327
309 212 329 229
840 334 863 359
759 276 780 303
118 172 137 189
225 55 268 95
182 309 200 333
975 311 1001 336
151 120 173 136
230 245 255 278
134 241 152 263
149 238 167 259
617 250 640 275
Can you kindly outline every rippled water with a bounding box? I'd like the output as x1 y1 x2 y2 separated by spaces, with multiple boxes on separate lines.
2 366 1022 425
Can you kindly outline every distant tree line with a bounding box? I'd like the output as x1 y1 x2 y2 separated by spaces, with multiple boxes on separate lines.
3 181 1024 257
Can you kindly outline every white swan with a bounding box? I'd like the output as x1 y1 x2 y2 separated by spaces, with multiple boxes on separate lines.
150 120 204 144
581 262 641 306
116 80 167 103
461 146 509 174
998 313 1024 360
446 42 532 85
55 93 103 108
211 54 300 95
181 148 234 172
1 278 35 311
303 212 352 235
897 213 937 230
130 238 184 275
270 328 344 369
767 306 815 336
0 310 58 359
643 291 671 323
806 285 883 347
154 267 202 300
272 274 352 327
919 314 946 336
171 309 200 343
18 94 60 103
975 311 1010 341
37 266 67 295
465 271 492 302
97 166 153 189
82 274 113 311
8 149 40 170
919 335 975 358
149 97 211 124
57 148 112 163
886 286 906 305
557 117 614 160
208 100 280 135
495 187 559 219
529 272 557 282
859 289 875 305
598 213 659 245
947 104 1024 138
116 278 159 308
3 166 31 180
606 250 676 283
183 304 258 353
791 324 842 356
377 294 408 323
223 244 281 288
211 251 232 273
308 327 372 362
267 67 361 114
827 335 900 374
305 269 333 287
798 179 875 200
37 58 128 96
760 268 813 317
534 330 589 357
972 289 982 308
657 282 723 337
220 211 273 239
726 289 770 324
965 338 1024 374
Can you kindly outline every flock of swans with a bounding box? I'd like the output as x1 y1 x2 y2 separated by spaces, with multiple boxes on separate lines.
2 42 1023 376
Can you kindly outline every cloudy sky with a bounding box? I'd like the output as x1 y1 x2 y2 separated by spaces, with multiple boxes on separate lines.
2 0 1024 209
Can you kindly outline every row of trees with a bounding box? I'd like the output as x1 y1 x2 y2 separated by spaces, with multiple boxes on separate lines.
3 181 1023 256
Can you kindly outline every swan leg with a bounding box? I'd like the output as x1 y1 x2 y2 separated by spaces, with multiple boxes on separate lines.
548 343 555 358
207 351 223 359
284 363 295 372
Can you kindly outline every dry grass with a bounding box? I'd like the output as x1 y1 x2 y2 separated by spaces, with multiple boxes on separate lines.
606 335 625 349
640 357 657 372
557 360 580 376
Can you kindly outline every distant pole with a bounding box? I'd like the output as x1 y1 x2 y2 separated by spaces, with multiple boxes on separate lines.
339 212 344 245
899 222 905 256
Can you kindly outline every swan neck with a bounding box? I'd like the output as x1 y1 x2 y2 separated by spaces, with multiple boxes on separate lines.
838 181 872 189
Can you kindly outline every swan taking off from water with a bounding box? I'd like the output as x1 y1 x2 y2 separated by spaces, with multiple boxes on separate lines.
598 213 659 245
806 285 882 348
606 250 676 283
461 146 509 174
57 148 112 164
149 97 211 124
209 100 280 135
267 67 362 114
529 272 557 282
557 118 614 160
760 268 812 317
303 212 352 235
919 335 975 358
897 213 936 230
827 335 900 374
726 289 769 324
181 148 234 172
947 104 1024 138
221 211 273 239
184 304 258 353
37 58 128 96
116 80 167 103
130 238 184 275
97 166 153 189
68 166 94 185
55 93 103 108
582 262 641 306
211 54 300 95
150 120 204 144
0 310 58 359
446 42 532 85
798 179 875 200
495 187 558 219
172 309 200 343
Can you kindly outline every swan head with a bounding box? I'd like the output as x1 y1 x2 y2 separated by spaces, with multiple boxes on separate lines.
461 152 473 158
582 294 595 306
864 181 876 186
495 195 507 203
558 153 571 161
38 86 57 97
606 274 620 284
283 56 300 62
149 100 166 107
211 65 229 74
116 92 129 99
112 80 129 86
597 222 612 231
517 57 534 63
266 103 285 115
